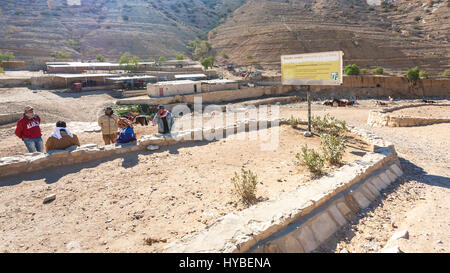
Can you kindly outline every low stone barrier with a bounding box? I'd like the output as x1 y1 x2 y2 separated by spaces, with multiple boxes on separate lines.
0 78 31 88
162 127 402 253
0 118 281 180
0 113 22 125
368 103 450 127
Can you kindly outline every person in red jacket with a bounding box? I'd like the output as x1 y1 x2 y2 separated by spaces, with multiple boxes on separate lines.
14 105 44 153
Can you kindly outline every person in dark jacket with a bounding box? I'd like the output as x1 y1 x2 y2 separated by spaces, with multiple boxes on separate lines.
45 121 81 153
117 118 137 144
14 106 44 153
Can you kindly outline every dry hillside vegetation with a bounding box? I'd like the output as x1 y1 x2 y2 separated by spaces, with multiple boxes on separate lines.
210 0 450 75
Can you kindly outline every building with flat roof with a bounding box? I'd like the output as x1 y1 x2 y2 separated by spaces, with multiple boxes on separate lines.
174 74 208 81
148 80 201 97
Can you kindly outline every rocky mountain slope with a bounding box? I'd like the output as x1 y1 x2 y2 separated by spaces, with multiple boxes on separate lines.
209 0 450 75
0 0 245 61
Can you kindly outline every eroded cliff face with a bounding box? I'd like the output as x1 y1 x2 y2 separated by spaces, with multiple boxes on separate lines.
0 0 246 61
209 0 449 74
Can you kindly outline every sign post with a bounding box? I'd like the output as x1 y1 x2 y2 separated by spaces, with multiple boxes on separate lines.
281 51 344 137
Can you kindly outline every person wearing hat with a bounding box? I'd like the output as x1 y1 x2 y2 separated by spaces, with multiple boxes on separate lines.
14 106 44 153
152 105 174 135
98 106 119 145
116 118 137 144
45 121 81 153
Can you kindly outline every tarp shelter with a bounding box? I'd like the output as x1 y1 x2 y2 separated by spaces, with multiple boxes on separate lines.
54 73 117 88
106 75 157 89
174 74 207 81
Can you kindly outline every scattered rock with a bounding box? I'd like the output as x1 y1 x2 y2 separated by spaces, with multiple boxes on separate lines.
390 230 409 241
380 245 403 253
147 145 159 151
43 194 56 204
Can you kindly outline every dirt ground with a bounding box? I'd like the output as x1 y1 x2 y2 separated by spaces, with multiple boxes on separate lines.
392 105 450 118
0 88 449 253
0 124 369 253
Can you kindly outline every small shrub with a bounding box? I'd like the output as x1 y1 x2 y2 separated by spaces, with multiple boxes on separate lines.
221 49 229 59
443 69 450 77
0 51 15 62
176 53 184 60
311 114 347 136
372 67 384 75
288 115 301 127
297 145 324 176
96 54 105 62
406 67 420 82
231 168 258 205
361 69 368 74
158 56 167 62
321 134 346 166
0 67 4 74
344 64 360 75
419 71 429 79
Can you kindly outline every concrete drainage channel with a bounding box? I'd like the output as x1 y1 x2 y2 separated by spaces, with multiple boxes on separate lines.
163 127 403 253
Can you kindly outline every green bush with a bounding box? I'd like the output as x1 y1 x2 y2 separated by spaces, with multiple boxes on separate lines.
51 51 70 59
443 69 450 77
372 67 384 75
321 134 346 166
361 69 368 74
176 53 184 60
158 56 167 62
406 67 420 81
231 168 259 205
344 64 360 75
119 52 139 72
311 114 347 136
419 71 429 79
96 54 105 62
0 51 15 62
288 115 301 127
297 145 325 176
0 67 4 74
201 56 214 70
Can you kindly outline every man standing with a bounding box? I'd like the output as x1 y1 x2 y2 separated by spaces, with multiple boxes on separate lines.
15 105 44 153
98 106 119 145
152 105 174 135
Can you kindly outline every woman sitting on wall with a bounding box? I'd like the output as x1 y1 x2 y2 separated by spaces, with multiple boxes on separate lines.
117 118 137 144
45 121 80 153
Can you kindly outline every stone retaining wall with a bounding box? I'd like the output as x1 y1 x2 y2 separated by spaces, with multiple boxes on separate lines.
0 113 22 125
0 78 31 88
368 103 450 127
116 85 298 105
162 127 403 253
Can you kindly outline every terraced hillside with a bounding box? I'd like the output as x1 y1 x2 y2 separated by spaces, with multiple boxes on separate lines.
209 0 450 75
0 0 245 62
